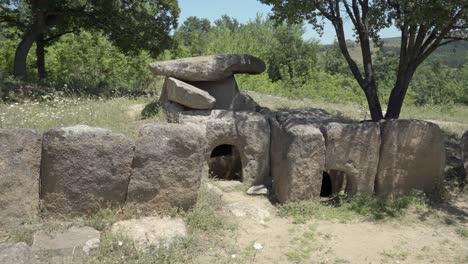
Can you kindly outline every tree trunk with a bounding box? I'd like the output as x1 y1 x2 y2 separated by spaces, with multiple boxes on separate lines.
385 67 416 119
13 27 41 80
364 81 384 121
36 34 47 80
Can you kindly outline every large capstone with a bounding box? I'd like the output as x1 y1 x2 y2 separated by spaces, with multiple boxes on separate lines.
271 122 326 203
179 110 270 186
0 129 41 225
166 77 216 109
321 122 381 196
462 130 468 180
41 125 134 214
149 54 266 82
376 120 446 198
127 123 205 211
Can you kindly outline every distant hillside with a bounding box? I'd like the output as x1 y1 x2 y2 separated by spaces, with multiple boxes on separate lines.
344 37 468 68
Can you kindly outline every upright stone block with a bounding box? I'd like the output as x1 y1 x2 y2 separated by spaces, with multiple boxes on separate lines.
376 120 445 198
41 125 134 214
322 122 381 195
462 130 468 181
271 123 326 203
0 129 41 225
127 123 205 210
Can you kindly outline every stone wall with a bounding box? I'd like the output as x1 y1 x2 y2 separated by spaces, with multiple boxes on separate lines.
0 115 451 222
0 53 453 221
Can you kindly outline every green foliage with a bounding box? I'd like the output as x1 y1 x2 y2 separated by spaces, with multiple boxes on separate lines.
412 59 468 105
1 0 180 56
86 207 119 231
184 184 228 232
141 100 161 119
44 31 157 96
278 191 428 223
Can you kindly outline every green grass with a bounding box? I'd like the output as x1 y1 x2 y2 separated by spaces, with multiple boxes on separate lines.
184 181 234 233
278 192 429 224
456 227 468 239
247 91 468 136
0 96 164 139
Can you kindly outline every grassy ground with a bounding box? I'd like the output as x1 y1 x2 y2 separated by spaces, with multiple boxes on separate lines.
247 91 468 136
0 97 163 139
1 92 467 138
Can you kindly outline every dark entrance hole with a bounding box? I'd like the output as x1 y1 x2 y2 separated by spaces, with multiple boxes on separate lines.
320 170 347 197
208 144 242 181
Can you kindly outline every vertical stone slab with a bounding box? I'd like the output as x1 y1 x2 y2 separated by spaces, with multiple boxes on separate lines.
322 122 381 195
127 123 205 211
462 130 468 181
179 110 271 186
0 129 41 225
376 120 445 198
271 124 326 203
41 126 134 214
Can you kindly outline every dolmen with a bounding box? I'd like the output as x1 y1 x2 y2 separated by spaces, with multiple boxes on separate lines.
0 54 450 223
149 54 264 119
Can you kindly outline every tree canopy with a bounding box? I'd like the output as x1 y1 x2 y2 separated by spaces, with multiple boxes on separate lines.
259 0 467 120
0 0 180 80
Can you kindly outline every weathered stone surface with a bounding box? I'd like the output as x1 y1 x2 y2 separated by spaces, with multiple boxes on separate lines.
187 76 241 110
231 91 260 112
462 130 468 180
211 180 243 193
32 226 100 257
127 123 205 210
276 108 334 128
321 122 381 196
0 129 41 225
41 126 134 214
166 77 216 109
271 123 326 203
0 242 35 264
376 120 446 198
179 110 270 186
111 217 187 249
149 54 266 82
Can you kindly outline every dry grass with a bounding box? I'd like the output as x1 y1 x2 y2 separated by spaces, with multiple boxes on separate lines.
247 91 468 136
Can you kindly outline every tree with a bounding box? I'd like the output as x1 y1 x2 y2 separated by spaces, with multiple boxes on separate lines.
0 0 179 80
267 23 318 81
174 16 211 56
214 15 240 32
259 0 467 120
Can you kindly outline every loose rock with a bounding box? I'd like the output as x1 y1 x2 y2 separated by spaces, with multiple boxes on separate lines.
32 226 100 257
0 129 41 225
149 54 266 82
111 217 187 249
0 242 35 264
41 125 134 214
247 185 268 196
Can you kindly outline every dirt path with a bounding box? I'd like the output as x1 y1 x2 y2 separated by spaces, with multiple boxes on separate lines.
209 181 468 264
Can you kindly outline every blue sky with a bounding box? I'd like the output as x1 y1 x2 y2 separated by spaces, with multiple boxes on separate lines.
179 0 400 44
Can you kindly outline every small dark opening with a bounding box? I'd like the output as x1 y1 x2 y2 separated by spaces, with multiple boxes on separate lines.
211 144 232 157
321 170 347 197
320 172 332 197
208 144 242 181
